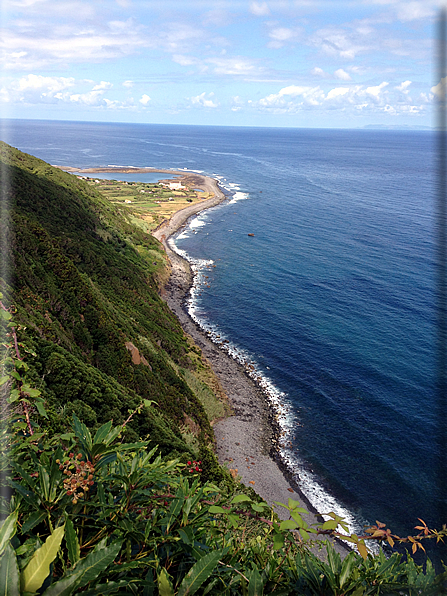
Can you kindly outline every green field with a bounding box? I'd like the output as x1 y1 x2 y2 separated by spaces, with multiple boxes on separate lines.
83 177 210 232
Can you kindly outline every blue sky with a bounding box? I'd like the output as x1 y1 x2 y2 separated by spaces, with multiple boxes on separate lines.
0 0 443 128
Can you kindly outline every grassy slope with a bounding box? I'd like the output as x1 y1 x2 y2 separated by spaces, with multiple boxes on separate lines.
0 142 228 467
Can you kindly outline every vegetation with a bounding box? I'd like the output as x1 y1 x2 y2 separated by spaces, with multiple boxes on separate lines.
0 142 230 462
81 176 209 233
1 142 447 593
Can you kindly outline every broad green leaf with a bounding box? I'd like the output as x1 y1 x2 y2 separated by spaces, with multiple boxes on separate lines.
12 463 36 490
21 511 48 535
39 465 51 502
0 543 20 595
1 309 11 321
7 389 19 403
228 514 240 528
21 385 41 398
21 524 65 594
42 539 122 595
177 549 223 596
248 566 264 596
35 400 48 418
103 426 122 446
339 552 356 587
9 481 37 508
299 528 310 541
0 375 10 386
158 568 174 596
93 421 112 445
279 520 298 531
79 580 131 595
250 504 267 513
40 570 83 596
0 512 18 557
72 539 121 589
95 452 117 469
231 494 251 505
290 511 305 527
72 414 93 453
165 496 183 532
326 544 342 575
64 518 80 566
287 498 302 510
208 506 226 514
273 533 284 550
322 520 338 531
178 528 193 545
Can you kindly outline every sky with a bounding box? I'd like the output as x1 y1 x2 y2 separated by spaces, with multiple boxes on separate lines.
0 0 445 128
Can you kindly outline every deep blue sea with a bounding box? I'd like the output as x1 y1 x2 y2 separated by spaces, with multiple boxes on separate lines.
1 120 440 552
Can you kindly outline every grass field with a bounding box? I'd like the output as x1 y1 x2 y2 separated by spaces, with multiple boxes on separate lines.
83 176 211 232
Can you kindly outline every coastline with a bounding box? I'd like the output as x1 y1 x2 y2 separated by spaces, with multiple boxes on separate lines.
148 172 351 559
65 165 351 558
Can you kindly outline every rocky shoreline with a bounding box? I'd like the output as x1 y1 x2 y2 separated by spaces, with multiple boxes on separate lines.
64 165 350 558
150 173 350 559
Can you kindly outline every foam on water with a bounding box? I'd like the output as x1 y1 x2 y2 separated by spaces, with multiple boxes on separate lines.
169 182 366 542
228 191 249 204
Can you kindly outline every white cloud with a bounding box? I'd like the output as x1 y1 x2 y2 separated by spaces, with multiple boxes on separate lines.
0 17 147 70
267 26 303 49
0 74 75 102
250 1 270 16
365 81 388 97
396 80 411 93
172 54 198 66
326 87 350 100
92 81 112 91
16 74 75 92
231 95 244 111
395 1 436 22
207 56 264 77
268 27 295 48
68 90 105 105
139 94 151 105
0 74 138 110
190 92 219 108
254 80 418 115
259 85 325 108
153 22 208 54
431 77 447 99
334 68 352 81
269 28 295 42
310 28 371 60
122 80 134 88
311 67 328 77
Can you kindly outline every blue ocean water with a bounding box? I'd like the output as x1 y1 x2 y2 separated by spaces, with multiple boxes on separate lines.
1 120 438 546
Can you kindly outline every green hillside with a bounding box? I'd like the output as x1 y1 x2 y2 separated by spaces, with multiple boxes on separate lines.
1 142 446 594
0 141 227 463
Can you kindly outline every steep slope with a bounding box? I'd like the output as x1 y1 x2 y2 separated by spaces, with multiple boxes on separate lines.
0 141 226 460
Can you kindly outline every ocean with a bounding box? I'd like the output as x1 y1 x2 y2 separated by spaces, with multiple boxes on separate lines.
1 119 439 553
